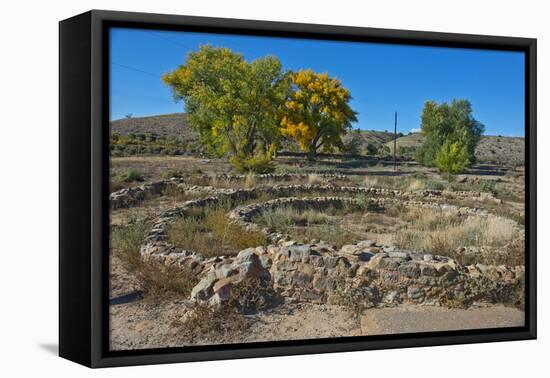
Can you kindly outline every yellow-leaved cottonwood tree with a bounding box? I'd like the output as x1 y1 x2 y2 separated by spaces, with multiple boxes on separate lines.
280 69 358 160
162 45 290 173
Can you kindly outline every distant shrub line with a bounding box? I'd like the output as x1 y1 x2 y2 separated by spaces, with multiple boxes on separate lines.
110 132 202 157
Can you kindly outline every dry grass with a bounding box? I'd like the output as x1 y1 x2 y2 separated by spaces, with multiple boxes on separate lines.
251 204 366 247
168 207 267 258
228 277 278 313
361 175 445 191
111 220 198 300
133 260 199 301
170 277 276 343
307 173 324 185
244 172 257 188
253 207 333 231
158 185 206 202
171 303 247 344
292 223 359 248
393 208 523 265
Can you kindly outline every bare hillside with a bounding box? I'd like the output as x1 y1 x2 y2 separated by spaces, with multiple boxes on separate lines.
476 136 525 166
110 114 524 166
385 133 524 166
110 113 396 154
110 113 197 141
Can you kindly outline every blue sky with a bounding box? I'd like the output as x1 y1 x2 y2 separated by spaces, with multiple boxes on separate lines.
110 28 525 137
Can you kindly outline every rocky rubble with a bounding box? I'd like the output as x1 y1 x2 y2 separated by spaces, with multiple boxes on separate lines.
110 176 503 210
128 177 522 312
141 237 524 310
110 181 167 209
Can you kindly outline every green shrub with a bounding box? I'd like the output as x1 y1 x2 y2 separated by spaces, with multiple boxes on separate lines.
162 169 184 179
435 140 470 176
366 143 378 155
111 219 198 300
229 150 275 174
117 169 144 183
416 99 484 167
111 219 148 268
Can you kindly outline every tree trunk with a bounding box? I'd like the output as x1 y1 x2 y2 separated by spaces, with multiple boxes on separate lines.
243 121 258 156
308 134 321 161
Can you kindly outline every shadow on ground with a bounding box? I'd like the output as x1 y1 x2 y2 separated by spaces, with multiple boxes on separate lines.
38 343 58 356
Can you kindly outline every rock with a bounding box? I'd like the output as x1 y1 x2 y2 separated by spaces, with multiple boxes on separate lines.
215 264 238 279
236 256 265 279
434 263 453 276
213 277 235 293
439 271 459 286
423 254 434 262
357 252 374 262
418 276 436 286
236 248 257 261
466 265 481 278
357 240 377 248
382 271 399 284
291 270 313 287
407 287 425 302
281 240 297 247
191 273 218 301
298 262 315 276
378 258 400 270
309 254 325 267
286 244 312 262
259 255 272 269
476 263 491 275
388 251 410 259
255 246 267 255
514 266 525 280
208 293 223 307
313 274 335 291
366 253 388 269
324 255 341 268
339 244 359 255
398 262 421 278
383 291 400 304
420 264 437 277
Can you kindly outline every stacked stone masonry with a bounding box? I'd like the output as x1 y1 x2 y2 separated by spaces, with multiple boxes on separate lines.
134 182 524 310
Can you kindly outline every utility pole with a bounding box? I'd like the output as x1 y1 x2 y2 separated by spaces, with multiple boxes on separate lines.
393 111 398 171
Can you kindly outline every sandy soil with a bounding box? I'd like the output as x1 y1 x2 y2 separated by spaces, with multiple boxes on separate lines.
109 299 524 351
108 154 526 351
360 305 524 335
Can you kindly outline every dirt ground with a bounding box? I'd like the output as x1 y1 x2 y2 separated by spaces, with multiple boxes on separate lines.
360 305 524 335
109 154 525 351
109 298 523 351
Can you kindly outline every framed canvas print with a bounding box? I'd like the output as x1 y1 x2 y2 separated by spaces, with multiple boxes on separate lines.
59 10 537 368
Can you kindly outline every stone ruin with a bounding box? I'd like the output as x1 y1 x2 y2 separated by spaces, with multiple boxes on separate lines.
121 174 524 312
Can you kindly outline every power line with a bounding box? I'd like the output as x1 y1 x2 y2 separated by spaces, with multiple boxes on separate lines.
111 62 161 78
151 32 189 48
110 30 191 79
111 91 174 102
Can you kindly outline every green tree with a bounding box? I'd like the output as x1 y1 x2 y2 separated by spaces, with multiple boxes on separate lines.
280 69 357 160
343 129 362 155
435 140 470 177
365 143 378 155
416 99 484 168
162 45 290 172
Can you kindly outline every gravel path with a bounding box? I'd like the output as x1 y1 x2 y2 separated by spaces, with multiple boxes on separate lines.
110 300 523 351
360 305 524 335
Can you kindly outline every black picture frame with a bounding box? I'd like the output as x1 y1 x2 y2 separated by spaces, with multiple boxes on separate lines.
59 9 537 368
